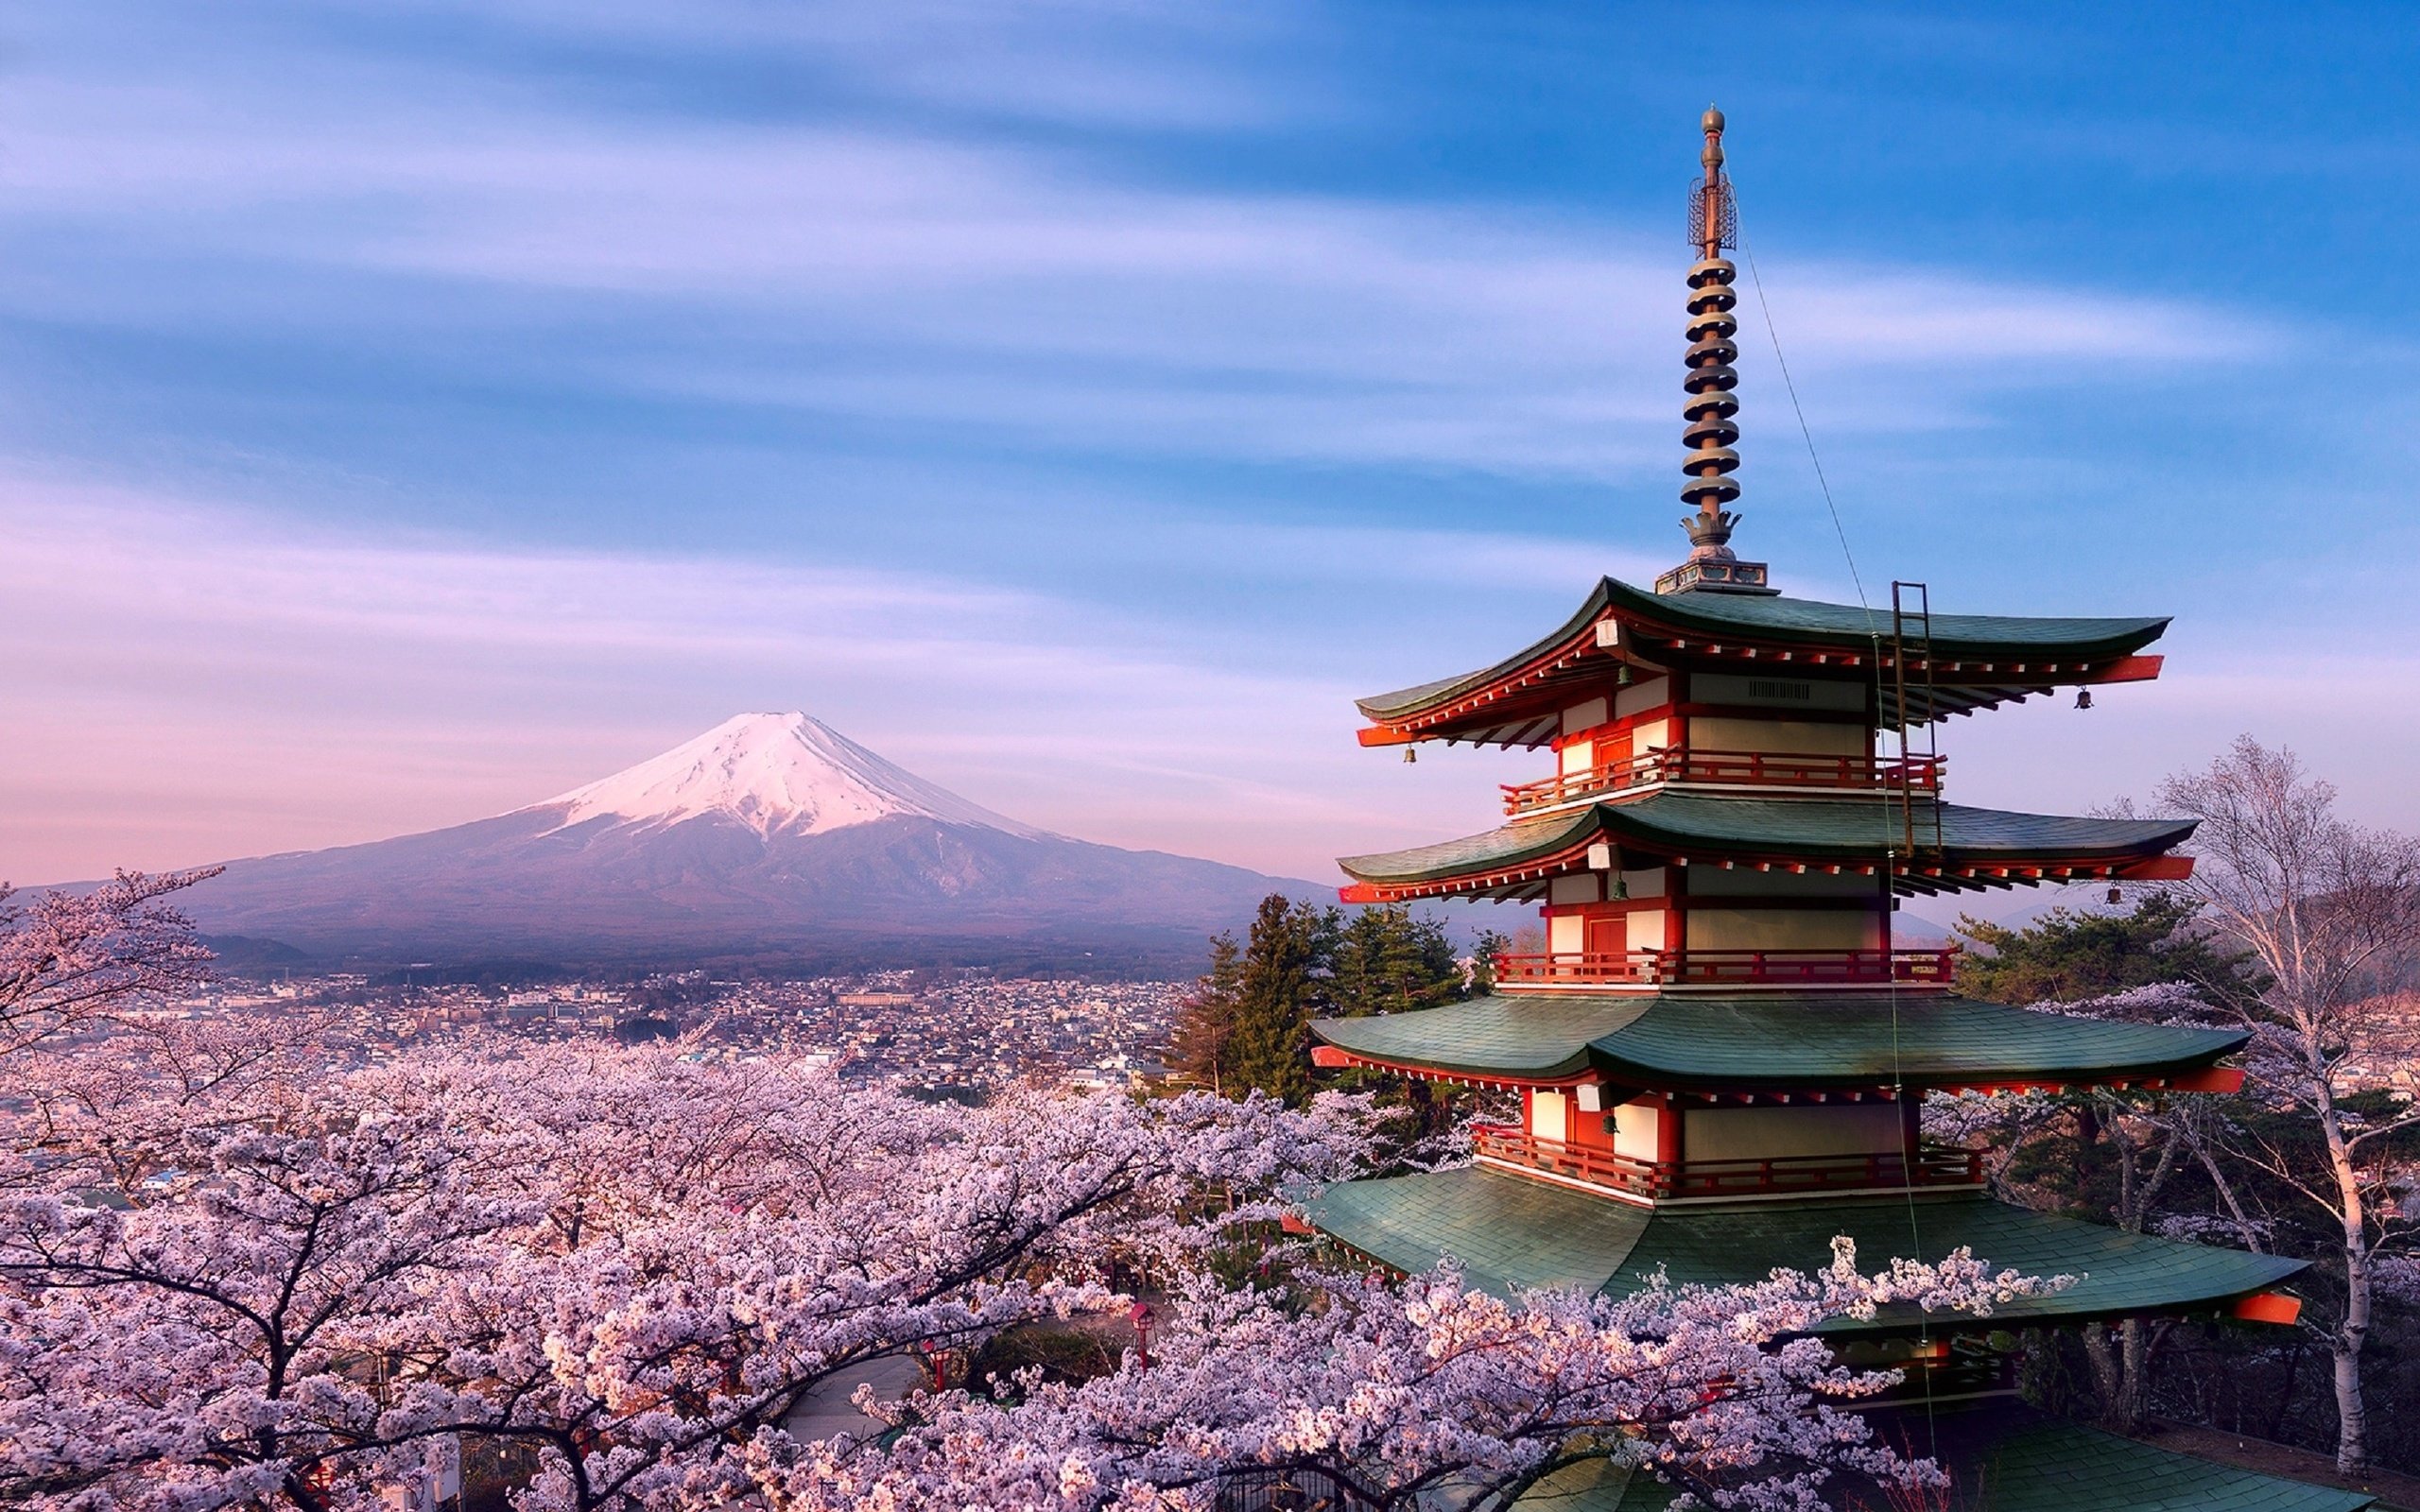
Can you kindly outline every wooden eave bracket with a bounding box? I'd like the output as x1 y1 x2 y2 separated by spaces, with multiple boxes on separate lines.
1310 1041 1592 1091
2231 1291 2302 1326
1928 1063 2242 1096
1356 613 1674 748
2090 653 2165 684
2116 854 2196 881
2160 1064 2246 1094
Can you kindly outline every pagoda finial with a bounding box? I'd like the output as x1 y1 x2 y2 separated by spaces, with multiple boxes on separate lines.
1697 105 1728 260
1658 105 1774 596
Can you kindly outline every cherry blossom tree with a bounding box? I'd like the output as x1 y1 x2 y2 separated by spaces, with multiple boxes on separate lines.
0 1044 1375 1512
1923 983 2235 1433
0 1099 525 1512
2158 736 2420 1473
8 1005 343 1200
753 1244 2064 1512
0 868 219 1057
3 1037 2058 1512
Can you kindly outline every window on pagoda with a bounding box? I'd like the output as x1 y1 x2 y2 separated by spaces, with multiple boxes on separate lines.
1687 715 1869 758
1685 1104 1902 1162
1529 1089 1569 1143
1686 909 1879 951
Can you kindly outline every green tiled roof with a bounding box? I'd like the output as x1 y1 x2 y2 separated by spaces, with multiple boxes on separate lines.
1310 993 1654 1080
1305 1163 1652 1297
1622 579 2167 656
1626 794 2196 857
1634 1190 2306 1330
1357 577 2169 722
1309 991 2249 1089
1336 795 2196 885
1523 1403 2373 1511
1599 992 2244 1088
1304 1167 2305 1330
1337 808 1598 884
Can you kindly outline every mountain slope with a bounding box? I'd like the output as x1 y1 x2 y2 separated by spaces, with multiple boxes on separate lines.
541 713 1054 840
172 713 1322 968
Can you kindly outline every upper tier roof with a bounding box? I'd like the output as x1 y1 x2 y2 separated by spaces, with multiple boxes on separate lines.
1307 989 2249 1091
1303 1167 2305 1332
1357 576 2170 746
1335 795 2197 901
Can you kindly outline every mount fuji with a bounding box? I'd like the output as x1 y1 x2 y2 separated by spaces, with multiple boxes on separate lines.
171 713 1322 971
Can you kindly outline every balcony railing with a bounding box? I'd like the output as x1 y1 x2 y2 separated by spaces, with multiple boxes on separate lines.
1491 947 1957 988
1471 1124 1982 1200
1501 747 1943 815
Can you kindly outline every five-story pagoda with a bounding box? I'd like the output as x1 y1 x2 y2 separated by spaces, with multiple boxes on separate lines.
1300 111 2370 1511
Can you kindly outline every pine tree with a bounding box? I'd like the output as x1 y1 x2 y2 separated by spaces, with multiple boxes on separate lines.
1167 933 1244 1094
1328 906 1464 1017
1220 894 1336 1106
1952 894 2251 1006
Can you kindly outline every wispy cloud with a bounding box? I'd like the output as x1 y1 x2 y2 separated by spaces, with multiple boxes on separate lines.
5 0 2401 905
0 475 1579 881
0 35 2272 483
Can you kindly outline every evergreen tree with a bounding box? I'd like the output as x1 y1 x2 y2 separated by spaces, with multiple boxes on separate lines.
1328 906 1462 1017
1167 932 1243 1094
1219 894 1338 1106
1952 893 2251 1005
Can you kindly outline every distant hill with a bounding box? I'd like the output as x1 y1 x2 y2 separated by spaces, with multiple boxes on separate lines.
160 713 1328 972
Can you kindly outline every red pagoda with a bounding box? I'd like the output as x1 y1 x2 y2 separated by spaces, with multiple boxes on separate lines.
1300 111 2370 1511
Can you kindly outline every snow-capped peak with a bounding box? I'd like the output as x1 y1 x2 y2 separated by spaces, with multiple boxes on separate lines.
533 713 1052 840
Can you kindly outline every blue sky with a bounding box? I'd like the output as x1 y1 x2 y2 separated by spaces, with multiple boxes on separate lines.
6 1 2416 907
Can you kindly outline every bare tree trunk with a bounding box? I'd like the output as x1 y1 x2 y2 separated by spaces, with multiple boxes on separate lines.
2115 1315 2149 1434
2087 1097 2177 1434
2323 1103 2371 1475
2083 1326 2123 1429
2154 738 2420 1479
2186 1125 2264 1253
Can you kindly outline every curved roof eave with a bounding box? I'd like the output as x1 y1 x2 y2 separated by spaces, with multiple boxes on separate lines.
1310 991 2249 1090
1309 993 1651 1081
1304 1168 2308 1331
1337 797 2199 888
1355 576 2171 727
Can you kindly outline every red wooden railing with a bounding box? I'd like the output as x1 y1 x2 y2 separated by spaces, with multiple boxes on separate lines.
1470 1124 1981 1199
1500 747 1943 815
1492 947 1957 988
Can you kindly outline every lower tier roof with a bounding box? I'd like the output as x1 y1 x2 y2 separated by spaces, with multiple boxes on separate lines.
1522 1401 2372 1512
1302 1167 2304 1331
1335 794 2197 901
1308 990 2249 1091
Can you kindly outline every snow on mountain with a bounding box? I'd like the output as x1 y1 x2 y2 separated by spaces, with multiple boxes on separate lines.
533 712 1053 841
157 710 1323 969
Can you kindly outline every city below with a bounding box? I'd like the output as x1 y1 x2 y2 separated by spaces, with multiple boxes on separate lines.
175 969 1188 1096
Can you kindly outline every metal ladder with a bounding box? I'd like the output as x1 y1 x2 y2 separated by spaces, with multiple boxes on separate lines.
1889 581 1945 860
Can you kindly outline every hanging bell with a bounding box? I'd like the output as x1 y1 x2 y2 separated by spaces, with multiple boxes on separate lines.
1402 747 1417 764
2075 690 2094 710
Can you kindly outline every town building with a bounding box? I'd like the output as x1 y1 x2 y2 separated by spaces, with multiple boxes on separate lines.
1302 110 2368 1510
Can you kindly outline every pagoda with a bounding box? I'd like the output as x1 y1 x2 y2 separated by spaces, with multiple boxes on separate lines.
1300 111 2371 1511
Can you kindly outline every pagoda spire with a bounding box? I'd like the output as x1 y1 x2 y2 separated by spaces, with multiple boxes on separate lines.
1656 105 1774 596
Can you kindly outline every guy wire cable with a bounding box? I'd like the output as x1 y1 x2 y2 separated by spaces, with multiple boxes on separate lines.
1737 210 1943 1460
